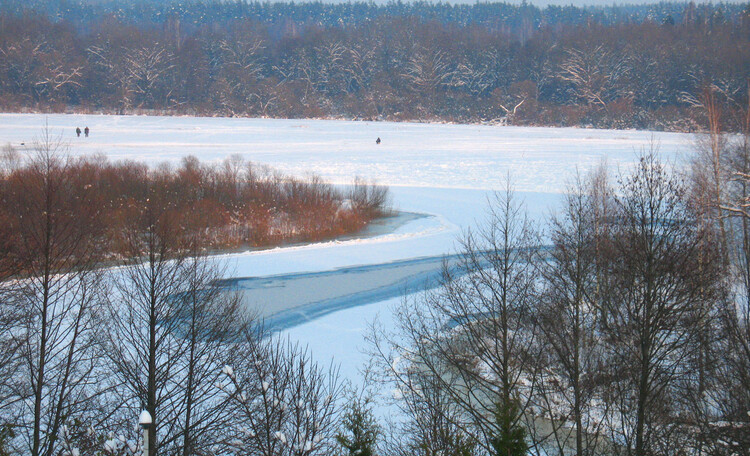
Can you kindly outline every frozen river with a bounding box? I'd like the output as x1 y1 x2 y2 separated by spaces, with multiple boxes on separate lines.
224 251 457 330
0 113 696 382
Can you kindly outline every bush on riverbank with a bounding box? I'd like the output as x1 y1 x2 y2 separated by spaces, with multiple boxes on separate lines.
0 142 390 275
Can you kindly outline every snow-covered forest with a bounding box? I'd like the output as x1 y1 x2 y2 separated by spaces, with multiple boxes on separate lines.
0 0 748 129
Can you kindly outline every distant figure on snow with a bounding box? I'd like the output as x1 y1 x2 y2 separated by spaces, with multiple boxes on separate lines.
376 137 381 145
76 127 81 137
84 126 89 137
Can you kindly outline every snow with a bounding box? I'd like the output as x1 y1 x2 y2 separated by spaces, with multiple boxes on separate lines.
0 113 689 192
0 113 695 387
103 439 117 453
274 431 287 444
138 410 152 426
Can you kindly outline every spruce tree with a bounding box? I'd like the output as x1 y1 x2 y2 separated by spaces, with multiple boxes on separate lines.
336 397 379 456
489 399 528 456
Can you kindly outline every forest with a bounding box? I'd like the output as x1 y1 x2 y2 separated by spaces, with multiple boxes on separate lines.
0 0 748 129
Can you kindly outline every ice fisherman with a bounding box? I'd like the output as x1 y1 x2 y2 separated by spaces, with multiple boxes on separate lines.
84 126 89 137
76 127 81 137
376 137 381 145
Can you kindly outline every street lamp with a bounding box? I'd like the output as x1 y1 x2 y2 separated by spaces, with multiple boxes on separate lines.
139 410 153 456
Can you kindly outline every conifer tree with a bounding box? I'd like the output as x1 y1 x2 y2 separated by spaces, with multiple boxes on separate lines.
336 397 379 456
489 400 528 456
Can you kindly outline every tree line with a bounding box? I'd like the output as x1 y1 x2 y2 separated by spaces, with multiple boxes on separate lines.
6 0 744 33
0 1 749 129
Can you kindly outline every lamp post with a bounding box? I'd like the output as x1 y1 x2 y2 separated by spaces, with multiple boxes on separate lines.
139 410 153 456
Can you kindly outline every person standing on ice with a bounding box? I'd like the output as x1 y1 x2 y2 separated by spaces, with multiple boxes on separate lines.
76 127 81 137
376 137 381 144
84 126 89 137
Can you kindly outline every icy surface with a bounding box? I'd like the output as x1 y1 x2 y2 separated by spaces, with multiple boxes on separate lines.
0 114 689 192
0 113 695 384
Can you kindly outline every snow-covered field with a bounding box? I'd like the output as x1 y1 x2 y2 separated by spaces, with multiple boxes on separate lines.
0 113 696 383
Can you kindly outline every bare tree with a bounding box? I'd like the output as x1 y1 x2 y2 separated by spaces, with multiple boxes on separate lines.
168 252 250 456
689 84 750 453
100 187 260 456
123 45 177 108
400 46 455 101
348 178 391 220
376 355 478 456
0 253 21 441
498 99 525 126
1 129 106 456
370 184 544 455
601 150 723 456
449 49 502 97
0 35 81 104
717 84 750 451
344 45 376 94
313 40 348 96
33 63 83 104
559 46 631 114
99 181 188 456
86 44 131 111
219 36 266 79
216 35 267 115
533 171 611 456
222 334 343 456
